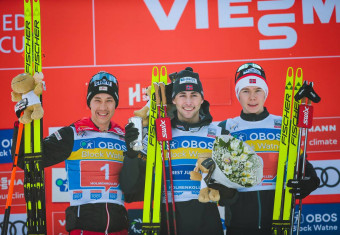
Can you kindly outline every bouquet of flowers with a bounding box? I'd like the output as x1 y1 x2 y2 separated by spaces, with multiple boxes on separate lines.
210 135 263 189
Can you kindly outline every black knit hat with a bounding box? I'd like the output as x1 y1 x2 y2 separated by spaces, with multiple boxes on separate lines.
171 67 204 99
87 71 119 108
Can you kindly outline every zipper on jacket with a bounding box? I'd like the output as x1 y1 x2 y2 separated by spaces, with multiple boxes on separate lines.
105 202 109 234
257 191 262 229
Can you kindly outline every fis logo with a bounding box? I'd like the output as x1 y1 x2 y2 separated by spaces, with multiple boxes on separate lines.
274 119 282 128
80 140 95 149
207 128 217 138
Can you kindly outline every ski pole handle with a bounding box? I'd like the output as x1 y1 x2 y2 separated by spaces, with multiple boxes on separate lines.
153 82 161 106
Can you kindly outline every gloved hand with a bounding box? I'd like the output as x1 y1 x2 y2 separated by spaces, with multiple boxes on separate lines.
209 183 237 200
287 177 318 199
124 123 140 159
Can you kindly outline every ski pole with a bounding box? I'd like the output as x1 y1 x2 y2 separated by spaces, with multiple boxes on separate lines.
154 82 171 235
2 121 24 235
293 81 320 235
159 82 177 235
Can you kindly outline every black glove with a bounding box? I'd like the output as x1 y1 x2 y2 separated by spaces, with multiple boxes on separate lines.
287 177 318 199
209 183 237 200
124 123 140 159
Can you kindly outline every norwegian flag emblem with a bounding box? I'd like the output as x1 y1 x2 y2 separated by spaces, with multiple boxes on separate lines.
186 85 193 90
249 78 256 84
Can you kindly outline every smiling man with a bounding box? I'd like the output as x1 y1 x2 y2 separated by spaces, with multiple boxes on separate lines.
218 63 320 235
120 67 225 235
13 71 129 234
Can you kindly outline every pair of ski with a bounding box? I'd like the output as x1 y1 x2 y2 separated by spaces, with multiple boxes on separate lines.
2 1 46 234
272 67 320 235
142 66 177 235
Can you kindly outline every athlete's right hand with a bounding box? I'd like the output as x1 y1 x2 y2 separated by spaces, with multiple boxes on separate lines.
124 123 140 158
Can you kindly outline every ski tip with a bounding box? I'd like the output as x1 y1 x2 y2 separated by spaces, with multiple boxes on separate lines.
287 67 294 77
152 66 159 76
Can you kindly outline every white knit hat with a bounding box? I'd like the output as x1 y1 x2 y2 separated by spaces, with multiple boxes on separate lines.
235 74 268 100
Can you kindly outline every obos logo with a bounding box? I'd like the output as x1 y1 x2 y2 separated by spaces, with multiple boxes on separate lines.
315 167 340 188
98 141 127 151
248 132 280 141
295 211 337 224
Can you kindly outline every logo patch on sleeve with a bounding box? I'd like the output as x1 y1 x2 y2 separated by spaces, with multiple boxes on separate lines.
54 130 62 141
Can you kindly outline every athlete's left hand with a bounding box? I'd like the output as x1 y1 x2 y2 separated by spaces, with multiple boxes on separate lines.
287 177 317 199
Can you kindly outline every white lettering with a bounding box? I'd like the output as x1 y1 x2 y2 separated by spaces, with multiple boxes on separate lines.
58 220 66 226
258 14 297 49
144 0 188 30
1 139 11 148
196 0 209 29
258 0 294 10
218 0 254 28
15 14 24 30
303 0 340 24
129 84 141 106
3 14 12 31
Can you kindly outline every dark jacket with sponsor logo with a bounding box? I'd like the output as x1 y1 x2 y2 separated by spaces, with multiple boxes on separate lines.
218 108 320 235
13 117 129 233
120 101 224 235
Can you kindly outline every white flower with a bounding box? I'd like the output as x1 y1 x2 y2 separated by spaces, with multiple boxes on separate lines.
239 153 248 161
243 146 252 154
230 139 240 150
212 135 263 188
223 165 232 175
245 161 253 168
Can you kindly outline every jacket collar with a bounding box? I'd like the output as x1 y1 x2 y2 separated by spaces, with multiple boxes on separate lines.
73 117 125 136
240 107 269 121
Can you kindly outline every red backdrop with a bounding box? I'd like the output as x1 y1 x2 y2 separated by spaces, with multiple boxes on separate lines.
1 0 339 234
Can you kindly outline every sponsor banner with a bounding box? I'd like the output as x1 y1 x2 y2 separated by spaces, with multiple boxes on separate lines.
306 117 340 153
293 203 340 234
0 171 25 207
0 213 27 234
51 211 67 235
310 160 340 196
0 129 13 164
52 168 69 203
